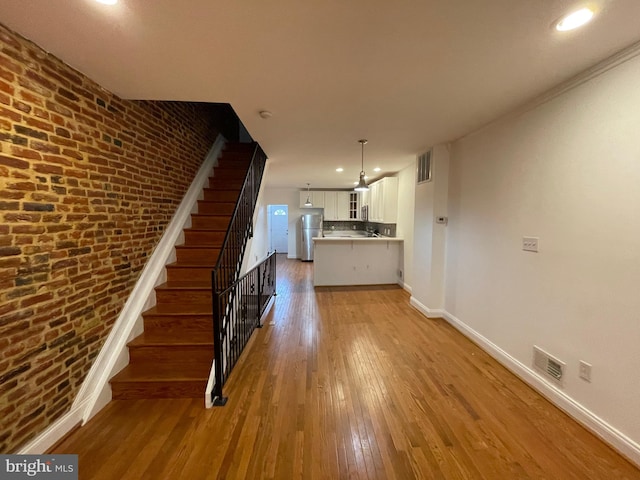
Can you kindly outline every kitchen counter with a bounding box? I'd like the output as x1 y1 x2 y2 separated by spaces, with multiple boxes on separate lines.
312 236 404 286
314 236 403 242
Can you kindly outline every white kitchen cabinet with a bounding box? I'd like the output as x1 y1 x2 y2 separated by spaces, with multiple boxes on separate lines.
368 177 398 223
324 191 337 219
322 191 359 220
299 190 325 208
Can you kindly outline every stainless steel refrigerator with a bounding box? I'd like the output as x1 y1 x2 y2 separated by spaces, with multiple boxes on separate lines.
300 214 322 261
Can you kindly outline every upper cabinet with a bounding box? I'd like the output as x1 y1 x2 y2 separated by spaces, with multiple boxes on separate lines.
324 191 360 220
368 177 398 223
299 191 325 208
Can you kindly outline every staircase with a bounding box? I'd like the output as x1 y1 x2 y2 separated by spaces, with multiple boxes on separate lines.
110 143 255 399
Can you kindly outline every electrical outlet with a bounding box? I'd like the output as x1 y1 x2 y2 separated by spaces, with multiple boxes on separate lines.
579 361 592 382
522 236 539 252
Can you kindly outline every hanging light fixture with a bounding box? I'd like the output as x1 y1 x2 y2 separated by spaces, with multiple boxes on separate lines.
304 183 313 206
354 139 369 192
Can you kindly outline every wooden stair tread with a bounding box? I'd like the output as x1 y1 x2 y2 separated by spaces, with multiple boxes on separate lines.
175 245 221 250
166 262 214 270
143 304 212 316
170 259 217 267
160 280 211 288
128 331 213 347
111 363 210 382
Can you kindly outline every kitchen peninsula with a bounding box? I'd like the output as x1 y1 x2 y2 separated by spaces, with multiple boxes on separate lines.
313 233 403 286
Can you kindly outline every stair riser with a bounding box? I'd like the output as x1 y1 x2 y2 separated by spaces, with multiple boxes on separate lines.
111 381 205 400
128 345 213 365
176 248 220 264
203 190 240 202
218 157 251 166
197 201 235 215
184 230 226 246
190 216 230 230
208 178 244 189
166 267 212 283
143 316 212 336
156 289 212 304
213 168 247 179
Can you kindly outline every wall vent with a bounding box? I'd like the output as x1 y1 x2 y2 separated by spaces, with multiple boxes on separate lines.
533 345 565 384
417 149 432 184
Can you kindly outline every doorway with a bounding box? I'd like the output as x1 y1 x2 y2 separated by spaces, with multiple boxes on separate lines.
268 204 288 254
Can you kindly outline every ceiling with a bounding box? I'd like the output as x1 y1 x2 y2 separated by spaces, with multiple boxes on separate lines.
3 0 640 189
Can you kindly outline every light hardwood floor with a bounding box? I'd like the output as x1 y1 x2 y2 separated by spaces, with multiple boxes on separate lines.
53 255 640 479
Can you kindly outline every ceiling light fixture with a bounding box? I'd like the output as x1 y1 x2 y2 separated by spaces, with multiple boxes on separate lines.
259 110 273 119
373 167 381 172
354 139 369 192
336 167 344 172
95 0 118 5
304 183 312 207
555 7 595 31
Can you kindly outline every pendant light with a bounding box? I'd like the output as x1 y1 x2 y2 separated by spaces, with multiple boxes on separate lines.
354 139 369 192
304 183 313 206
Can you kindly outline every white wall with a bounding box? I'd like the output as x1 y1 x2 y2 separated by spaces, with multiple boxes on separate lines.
395 164 416 291
411 145 449 313
445 53 640 456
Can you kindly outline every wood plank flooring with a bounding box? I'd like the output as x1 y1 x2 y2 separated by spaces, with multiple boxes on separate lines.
53 255 640 479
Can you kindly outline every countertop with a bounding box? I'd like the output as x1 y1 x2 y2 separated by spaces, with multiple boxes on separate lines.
313 236 403 242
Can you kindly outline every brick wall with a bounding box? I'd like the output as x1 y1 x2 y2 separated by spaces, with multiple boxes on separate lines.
0 24 219 452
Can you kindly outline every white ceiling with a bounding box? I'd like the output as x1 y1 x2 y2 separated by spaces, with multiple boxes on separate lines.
3 0 640 189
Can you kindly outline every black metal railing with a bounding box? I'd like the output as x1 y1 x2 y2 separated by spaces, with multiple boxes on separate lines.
211 251 276 405
213 142 267 292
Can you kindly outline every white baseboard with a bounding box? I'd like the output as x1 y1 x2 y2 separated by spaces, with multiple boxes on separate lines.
19 135 227 454
17 398 88 454
440 309 640 468
409 296 444 318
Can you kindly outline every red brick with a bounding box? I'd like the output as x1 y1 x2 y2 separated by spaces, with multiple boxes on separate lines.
10 146 41 160
0 155 29 169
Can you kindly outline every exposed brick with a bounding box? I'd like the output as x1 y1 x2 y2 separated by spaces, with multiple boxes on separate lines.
33 163 63 175
0 23 219 454
0 201 19 210
10 146 41 161
0 364 30 384
30 141 59 154
0 246 20 257
21 292 54 308
0 154 29 169
0 105 22 122
23 203 54 212
12 100 31 113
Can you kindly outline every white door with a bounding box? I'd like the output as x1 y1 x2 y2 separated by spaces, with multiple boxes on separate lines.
269 205 288 253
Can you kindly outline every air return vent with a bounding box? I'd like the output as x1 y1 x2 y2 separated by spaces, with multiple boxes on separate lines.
533 346 565 383
417 149 432 184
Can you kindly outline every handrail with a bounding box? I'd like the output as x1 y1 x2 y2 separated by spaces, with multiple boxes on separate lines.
209 141 269 405
212 142 267 294
211 252 277 405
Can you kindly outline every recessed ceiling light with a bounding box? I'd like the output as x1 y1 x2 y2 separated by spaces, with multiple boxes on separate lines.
555 7 595 31
95 0 118 4
353 181 359 185
373 167 381 172
336 167 344 172
258 110 272 119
